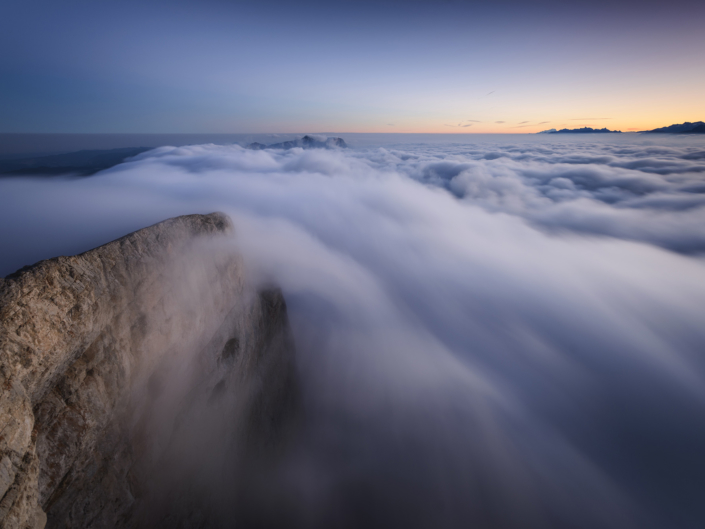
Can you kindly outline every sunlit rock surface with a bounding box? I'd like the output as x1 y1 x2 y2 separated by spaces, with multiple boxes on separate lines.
0 213 299 528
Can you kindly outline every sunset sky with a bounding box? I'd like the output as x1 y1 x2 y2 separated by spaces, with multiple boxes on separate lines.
1 0 703 133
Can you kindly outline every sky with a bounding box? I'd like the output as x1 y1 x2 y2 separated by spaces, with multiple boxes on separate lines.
1 0 704 134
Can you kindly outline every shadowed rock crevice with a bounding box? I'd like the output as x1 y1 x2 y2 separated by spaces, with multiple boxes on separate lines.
0 213 300 529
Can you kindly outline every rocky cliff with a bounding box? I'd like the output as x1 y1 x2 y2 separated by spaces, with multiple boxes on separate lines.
0 213 299 528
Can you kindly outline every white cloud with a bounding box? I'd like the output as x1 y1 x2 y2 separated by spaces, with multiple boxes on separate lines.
2 138 705 527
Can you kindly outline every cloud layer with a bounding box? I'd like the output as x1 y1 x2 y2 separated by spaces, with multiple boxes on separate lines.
364 140 705 253
1 137 705 527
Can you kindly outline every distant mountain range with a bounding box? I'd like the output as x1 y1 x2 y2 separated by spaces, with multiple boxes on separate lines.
539 121 705 134
538 127 622 134
247 135 347 150
0 147 150 177
640 121 705 134
0 135 349 177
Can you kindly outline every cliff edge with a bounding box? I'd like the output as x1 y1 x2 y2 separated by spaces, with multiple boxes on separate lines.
0 213 299 528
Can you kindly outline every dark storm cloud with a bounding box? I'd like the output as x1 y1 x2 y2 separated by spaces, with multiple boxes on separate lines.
1 137 705 528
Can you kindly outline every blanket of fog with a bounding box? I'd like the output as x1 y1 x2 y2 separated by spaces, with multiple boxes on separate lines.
2 136 705 528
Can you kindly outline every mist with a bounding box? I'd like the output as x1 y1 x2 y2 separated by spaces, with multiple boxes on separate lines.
2 137 705 527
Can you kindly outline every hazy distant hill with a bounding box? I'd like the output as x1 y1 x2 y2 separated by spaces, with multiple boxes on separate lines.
539 127 622 134
247 135 347 150
0 147 150 177
641 121 705 134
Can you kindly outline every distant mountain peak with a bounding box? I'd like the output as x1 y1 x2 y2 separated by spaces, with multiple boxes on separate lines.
247 135 347 150
641 121 705 134
539 127 621 134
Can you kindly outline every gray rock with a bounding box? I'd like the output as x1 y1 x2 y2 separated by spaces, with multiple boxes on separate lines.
0 213 299 528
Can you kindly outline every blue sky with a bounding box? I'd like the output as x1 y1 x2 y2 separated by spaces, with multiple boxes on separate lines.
1 0 703 133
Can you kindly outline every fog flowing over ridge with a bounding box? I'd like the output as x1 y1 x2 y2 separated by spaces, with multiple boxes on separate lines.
2 137 705 528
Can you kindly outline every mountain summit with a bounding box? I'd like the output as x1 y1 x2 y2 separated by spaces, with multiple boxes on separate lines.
539 127 622 134
0 213 299 528
641 121 705 134
247 135 347 150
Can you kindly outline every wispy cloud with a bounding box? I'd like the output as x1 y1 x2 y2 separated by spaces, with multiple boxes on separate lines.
538 121 550 125
570 117 612 120
518 121 530 124
2 140 705 528
495 121 505 124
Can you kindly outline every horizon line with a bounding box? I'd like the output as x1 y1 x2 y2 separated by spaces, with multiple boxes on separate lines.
0 131 647 135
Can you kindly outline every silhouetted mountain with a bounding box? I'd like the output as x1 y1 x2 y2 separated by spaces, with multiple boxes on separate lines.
0 147 151 177
642 121 705 134
247 135 347 150
247 142 268 150
540 127 621 134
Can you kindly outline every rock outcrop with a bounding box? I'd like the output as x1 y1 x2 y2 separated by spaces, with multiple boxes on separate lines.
246 135 347 150
0 213 299 528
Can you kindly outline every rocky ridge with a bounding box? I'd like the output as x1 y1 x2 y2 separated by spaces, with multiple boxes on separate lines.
538 127 622 134
641 121 705 134
0 213 299 528
246 135 347 150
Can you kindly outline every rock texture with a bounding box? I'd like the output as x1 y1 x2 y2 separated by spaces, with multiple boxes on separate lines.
0 213 299 528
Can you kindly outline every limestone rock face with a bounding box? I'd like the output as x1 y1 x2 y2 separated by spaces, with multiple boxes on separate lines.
0 213 299 528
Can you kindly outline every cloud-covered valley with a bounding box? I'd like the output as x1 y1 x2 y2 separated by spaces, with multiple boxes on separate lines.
363 140 705 253
1 137 705 528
